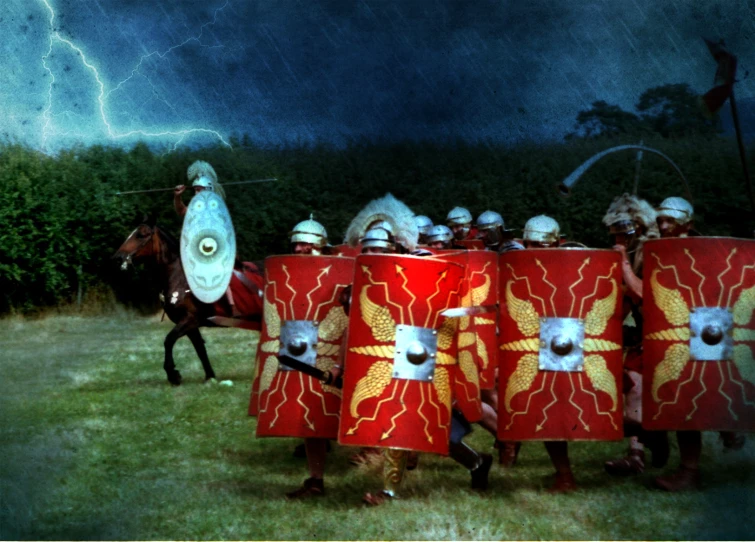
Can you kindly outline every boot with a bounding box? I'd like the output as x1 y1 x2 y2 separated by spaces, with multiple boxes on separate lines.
495 440 521 467
654 466 701 492
362 490 394 506
721 431 746 451
548 471 577 493
604 448 645 476
286 477 324 499
471 453 493 491
406 451 420 471
643 431 670 468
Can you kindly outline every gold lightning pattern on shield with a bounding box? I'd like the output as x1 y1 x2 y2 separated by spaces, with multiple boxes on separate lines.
500 265 620 431
647 251 755 421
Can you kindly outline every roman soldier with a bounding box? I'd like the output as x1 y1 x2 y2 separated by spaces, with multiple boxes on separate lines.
414 215 434 246
340 194 492 505
173 160 226 218
601 194 670 476
289 216 329 255
426 225 455 250
446 206 477 241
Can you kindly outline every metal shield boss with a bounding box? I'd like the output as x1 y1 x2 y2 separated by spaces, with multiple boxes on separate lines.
338 254 465 455
642 237 755 431
253 255 354 438
497 248 623 441
180 191 236 303
430 251 483 423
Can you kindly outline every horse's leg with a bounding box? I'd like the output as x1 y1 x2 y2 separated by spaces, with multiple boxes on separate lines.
186 328 216 382
164 320 192 385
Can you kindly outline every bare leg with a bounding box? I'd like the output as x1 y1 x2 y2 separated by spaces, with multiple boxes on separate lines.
544 441 576 493
286 438 328 499
655 430 701 492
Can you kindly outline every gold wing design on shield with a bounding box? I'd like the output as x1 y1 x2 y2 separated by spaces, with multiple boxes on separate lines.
360 286 396 343
505 281 540 337
584 280 617 336
458 350 480 388
432 366 452 409
650 270 690 327
652 343 690 401
264 298 281 339
318 305 349 342
471 274 491 307
504 353 539 412
583 354 617 411
732 345 755 387
732 285 755 326
350 360 393 417
259 355 280 394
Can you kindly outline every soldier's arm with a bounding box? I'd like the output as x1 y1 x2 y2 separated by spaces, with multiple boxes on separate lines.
174 185 187 217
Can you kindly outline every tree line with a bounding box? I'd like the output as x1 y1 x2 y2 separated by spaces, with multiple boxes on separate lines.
1 84 753 314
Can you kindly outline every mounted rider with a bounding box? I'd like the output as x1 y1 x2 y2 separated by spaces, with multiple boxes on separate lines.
174 160 226 218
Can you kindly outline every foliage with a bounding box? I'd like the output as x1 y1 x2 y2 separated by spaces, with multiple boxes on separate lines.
1 132 754 313
1 315 753 540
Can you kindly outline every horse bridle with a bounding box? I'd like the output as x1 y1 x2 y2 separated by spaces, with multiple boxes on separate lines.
121 225 160 270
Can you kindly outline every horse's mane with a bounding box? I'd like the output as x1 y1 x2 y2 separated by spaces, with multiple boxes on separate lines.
155 225 179 252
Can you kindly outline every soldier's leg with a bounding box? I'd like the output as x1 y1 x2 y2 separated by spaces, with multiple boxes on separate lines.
448 410 493 490
720 431 746 451
286 437 328 499
655 430 702 492
544 441 576 493
483 375 521 467
363 449 408 505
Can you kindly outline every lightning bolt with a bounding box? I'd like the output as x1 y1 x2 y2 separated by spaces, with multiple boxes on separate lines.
395 265 417 326
381 380 410 441
568 257 590 318
282 265 296 318
579 373 617 430
567 373 589 432
651 253 697 308
39 0 231 152
535 373 559 432
717 248 736 307
415 381 433 444
260 369 283 416
304 265 331 321
726 261 755 308
506 264 548 315
534 259 558 315
684 249 707 307
295 373 315 430
311 283 349 323
308 377 340 418
269 371 291 428
716 362 738 421
727 361 755 408
362 265 405 324
427 381 449 441
578 263 617 318
686 363 708 421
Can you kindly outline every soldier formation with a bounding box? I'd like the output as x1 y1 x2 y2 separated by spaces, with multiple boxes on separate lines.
171 161 754 505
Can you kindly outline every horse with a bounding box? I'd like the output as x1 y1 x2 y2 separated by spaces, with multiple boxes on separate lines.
113 219 264 385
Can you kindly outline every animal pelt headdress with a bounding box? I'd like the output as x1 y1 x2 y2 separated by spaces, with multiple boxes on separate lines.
187 160 225 200
345 193 419 252
602 193 659 240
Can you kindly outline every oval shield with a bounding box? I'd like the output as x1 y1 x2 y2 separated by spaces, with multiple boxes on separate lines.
180 191 236 303
498 248 623 441
338 254 465 455
642 237 755 431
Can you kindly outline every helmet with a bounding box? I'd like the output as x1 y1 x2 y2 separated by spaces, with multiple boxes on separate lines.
476 211 504 231
289 217 328 248
426 225 454 247
656 197 693 225
360 224 395 252
192 176 214 191
414 215 433 235
446 207 473 227
523 215 560 246
344 193 419 253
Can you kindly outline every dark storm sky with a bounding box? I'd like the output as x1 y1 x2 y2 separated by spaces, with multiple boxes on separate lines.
2 0 754 152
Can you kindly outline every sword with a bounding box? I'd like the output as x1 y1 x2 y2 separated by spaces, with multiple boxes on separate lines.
440 304 497 318
278 355 343 389
207 316 261 331
114 177 278 196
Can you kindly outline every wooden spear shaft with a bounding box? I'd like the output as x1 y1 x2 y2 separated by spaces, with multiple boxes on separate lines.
115 177 278 196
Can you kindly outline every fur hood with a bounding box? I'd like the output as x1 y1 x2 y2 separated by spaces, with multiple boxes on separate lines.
602 193 659 239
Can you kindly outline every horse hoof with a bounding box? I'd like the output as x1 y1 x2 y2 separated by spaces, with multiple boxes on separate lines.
169 372 182 386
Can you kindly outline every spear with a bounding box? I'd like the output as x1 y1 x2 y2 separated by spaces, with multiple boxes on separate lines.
114 177 278 196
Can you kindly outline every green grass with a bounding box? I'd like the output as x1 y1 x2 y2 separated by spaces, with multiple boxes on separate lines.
1 315 753 540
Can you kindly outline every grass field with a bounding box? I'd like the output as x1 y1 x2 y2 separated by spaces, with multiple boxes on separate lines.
1 314 753 540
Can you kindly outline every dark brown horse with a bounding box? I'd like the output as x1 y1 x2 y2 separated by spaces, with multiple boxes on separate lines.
113 220 264 385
